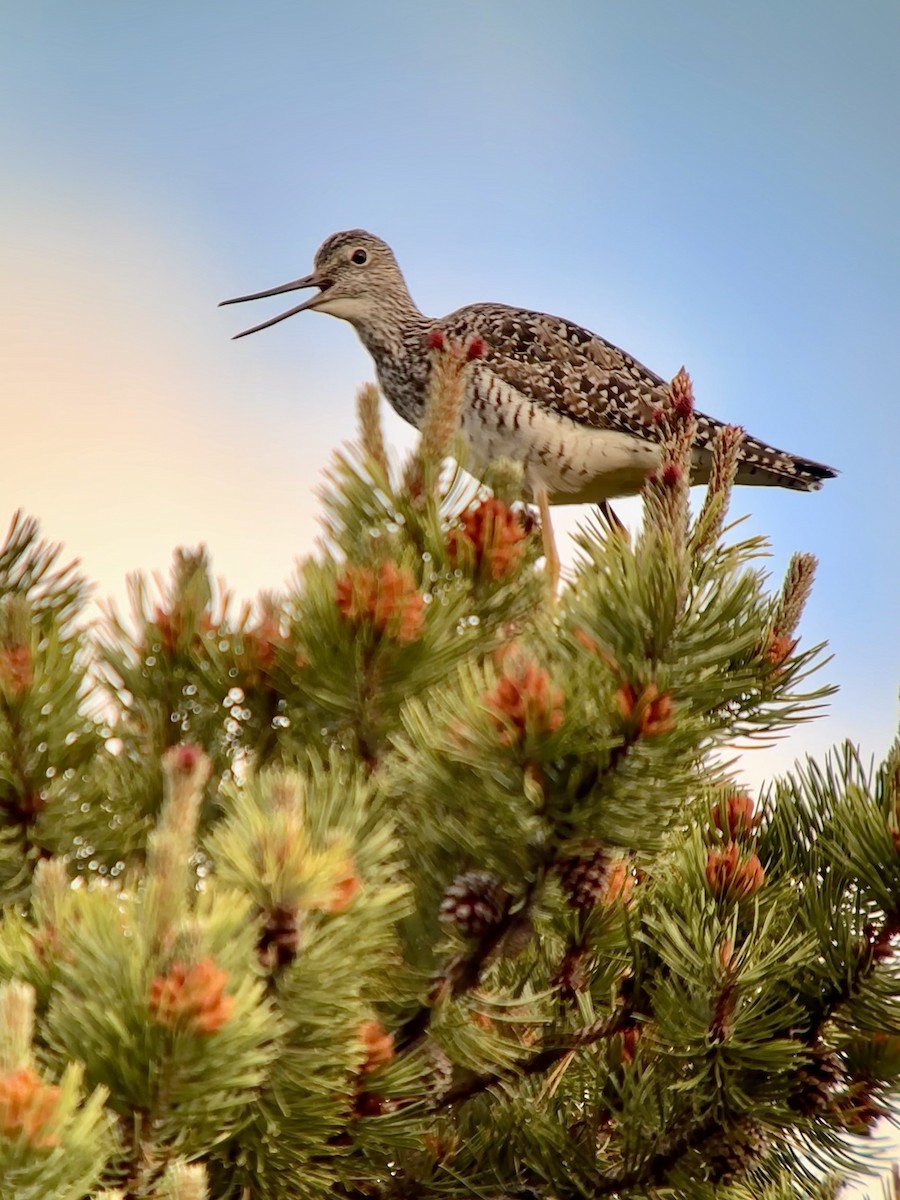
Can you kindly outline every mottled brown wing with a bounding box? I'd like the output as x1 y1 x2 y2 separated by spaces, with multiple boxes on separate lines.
442 302 675 440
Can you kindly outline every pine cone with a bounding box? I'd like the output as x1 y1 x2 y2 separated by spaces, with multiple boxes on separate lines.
790 1049 841 1116
258 905 301 970
552 944 590 997
557 843 609 913
439 871 509 937
703 1118 767 1182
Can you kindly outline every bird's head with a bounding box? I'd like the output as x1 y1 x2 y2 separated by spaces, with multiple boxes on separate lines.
220 230 411 338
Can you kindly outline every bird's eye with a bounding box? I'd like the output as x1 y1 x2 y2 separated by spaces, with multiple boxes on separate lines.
350 248 368 265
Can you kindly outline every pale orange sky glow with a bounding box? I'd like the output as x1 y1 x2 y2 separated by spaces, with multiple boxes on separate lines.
3 195 331 612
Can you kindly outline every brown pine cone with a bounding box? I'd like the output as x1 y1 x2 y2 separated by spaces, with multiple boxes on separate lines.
790 1048 841 1116
439 871 510 937
257 905 301 970
557 843 609 913
703 1118 767 1182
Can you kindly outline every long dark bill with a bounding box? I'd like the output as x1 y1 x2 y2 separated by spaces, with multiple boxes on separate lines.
219 273 328 339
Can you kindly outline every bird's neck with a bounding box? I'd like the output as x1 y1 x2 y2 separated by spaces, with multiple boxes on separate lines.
350 292 429 361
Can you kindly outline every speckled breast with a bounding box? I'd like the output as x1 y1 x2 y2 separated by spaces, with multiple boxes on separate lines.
459 369 663 505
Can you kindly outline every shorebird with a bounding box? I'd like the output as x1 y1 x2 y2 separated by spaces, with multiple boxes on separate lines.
221 230 836 581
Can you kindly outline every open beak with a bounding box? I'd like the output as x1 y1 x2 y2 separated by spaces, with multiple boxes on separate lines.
219 272 332 339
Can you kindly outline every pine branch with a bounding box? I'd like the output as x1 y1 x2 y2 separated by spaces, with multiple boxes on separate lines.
440 1010 631 1106
0 511 88 633
798 904 900 1046
586 1113 732 1196
395 871 545 1052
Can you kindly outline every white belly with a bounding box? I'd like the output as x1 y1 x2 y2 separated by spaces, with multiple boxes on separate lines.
460 380 662 505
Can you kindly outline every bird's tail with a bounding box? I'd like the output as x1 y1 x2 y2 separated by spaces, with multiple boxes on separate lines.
730 432 837 491
690 416 837 493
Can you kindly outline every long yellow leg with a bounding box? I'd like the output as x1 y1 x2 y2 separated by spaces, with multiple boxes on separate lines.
535 485 560 597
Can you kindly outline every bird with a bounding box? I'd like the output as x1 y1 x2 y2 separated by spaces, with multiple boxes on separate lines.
221 230 836 583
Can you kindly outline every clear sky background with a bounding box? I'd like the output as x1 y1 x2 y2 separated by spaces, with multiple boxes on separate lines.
1 0 900 1188
2 7 899 823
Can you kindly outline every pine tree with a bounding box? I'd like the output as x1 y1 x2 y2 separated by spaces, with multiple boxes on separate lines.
0 345 897 1200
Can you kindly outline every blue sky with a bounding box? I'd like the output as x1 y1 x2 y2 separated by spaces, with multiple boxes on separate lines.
2 1 899 803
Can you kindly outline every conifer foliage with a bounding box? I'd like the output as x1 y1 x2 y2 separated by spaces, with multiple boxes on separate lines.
0 348 897 1200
